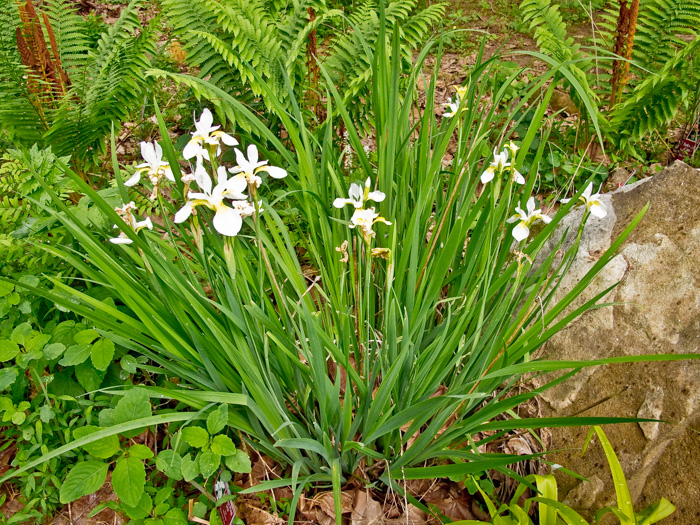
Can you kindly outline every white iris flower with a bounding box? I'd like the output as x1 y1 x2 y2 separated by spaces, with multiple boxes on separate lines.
229 144 287 188
481 148 511 184
506 196 552 242
125 141 174 199
350 207 392 241
481 144 526 185
174 166 251 237
183 109 238 166
561 183 607 218
333 178 385 209
442 86 468 118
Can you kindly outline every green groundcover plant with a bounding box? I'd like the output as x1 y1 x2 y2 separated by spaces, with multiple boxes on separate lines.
456 427 674 525
0 9 695 522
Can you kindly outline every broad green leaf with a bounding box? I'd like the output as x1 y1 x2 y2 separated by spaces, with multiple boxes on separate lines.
39 404 54 423
0 368 18 391
129 444 154 459
11 411 26 425
43 343 66 360
181 427 209 448
155 486 173 506
90 338 115 371
122 492 153 520
0 282 13 296
153 502 169 517
198 450 220 478
16 347 42 368
121 354 138 373
207 405 228 435
18 275 39 287
60 461 109 503
74 426 121 459
23 333 51 354
0 341 20 362
163 508 188 525
51 321 76 345
10 323 32 346
181 453 199 482
75 362 106 392
113 456 146 507
224 449 252 474
59 344 91 366
155 450 182 480
74 329 100 345
111 388 152 424
211 435 237 457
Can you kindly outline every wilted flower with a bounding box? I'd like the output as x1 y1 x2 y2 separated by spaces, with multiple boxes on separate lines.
229 144 287 188
350 207 391 241
335 240 349 263
183 109 238 165
513 249 533 274
125 141 174 199
333 178 385 209
561 183 607 218
371 247 392 260
506 196 552 241
174 166 250 237
110 202 153 244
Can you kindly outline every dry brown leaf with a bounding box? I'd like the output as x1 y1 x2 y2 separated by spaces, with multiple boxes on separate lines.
351 489 384 525
313 490 354 525
385 504 428 525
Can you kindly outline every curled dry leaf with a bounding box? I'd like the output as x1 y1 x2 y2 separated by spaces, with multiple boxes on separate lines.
235 497 284 525
313 490 354 525
351 488 384 525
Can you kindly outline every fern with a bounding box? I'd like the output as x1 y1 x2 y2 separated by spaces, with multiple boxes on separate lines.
600 0 700 72
159 0 444 129
40 0 89 72
0 0 155 173
520 0 699 151
0 147 81 276
519 0 597 106
0 2 47 146
45 4 156 165
609 38 700 147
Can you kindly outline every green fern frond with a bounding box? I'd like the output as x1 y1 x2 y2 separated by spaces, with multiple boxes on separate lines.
0 0 154 169
519 0 597 106
609 38 700 147
0 3 47 145
40 0 90 72
46 21 156 161
600 0 700 71
160 0 443 130
402 3 445 45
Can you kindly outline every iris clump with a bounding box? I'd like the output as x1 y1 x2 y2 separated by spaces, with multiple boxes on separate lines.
4 16 664 525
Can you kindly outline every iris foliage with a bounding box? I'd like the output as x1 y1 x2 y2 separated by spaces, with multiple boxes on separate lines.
2 9 692 521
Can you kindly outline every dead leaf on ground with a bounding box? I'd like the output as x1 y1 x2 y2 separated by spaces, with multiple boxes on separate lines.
235 497 285 525
312 490 354 525
351 488 383 525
